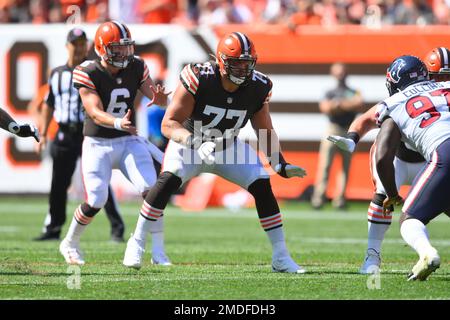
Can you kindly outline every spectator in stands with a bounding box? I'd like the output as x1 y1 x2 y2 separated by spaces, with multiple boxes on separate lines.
393 0 435 24
311 62 364 210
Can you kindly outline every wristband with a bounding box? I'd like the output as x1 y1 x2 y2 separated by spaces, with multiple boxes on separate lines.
346 131 360 144
114 118 123 131
8 122 20 134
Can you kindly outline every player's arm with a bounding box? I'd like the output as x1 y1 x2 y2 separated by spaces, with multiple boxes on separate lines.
375 117 404 212
0 108 39 142
327 104 378 152
160 81 194 145
251 102 306 178
79 87 136 135
138 62 170 108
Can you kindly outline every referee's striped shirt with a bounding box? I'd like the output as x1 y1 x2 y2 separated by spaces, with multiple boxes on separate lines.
46 64 84 125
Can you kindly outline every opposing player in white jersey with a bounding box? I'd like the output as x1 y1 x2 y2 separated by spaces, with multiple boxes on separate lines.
334 55 449 280
328 49 450 274
59 21 170 266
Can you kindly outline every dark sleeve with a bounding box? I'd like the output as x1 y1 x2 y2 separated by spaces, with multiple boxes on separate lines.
45 71 55 109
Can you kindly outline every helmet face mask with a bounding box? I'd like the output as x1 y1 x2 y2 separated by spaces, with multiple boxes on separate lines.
221 54 256 85
104 40 135 69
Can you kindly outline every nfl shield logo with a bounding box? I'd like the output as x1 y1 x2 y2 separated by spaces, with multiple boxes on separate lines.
117 78 122 84
227 97 233 104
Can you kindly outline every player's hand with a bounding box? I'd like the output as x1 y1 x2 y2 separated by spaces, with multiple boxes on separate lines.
16 124 40 142
327 135 356 153
119 110 137 135
35 136 47 155
147 84 172 108
382 194 404 215
274 163 307 178
197 141 216 164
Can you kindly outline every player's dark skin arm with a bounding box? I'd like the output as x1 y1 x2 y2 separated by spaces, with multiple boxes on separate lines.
0 108 19 132
375 118 402 198
161 81 194 144
250 102 286 165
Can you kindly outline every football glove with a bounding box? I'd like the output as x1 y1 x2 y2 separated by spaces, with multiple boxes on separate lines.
327 135 356 153
16 124 40 142
197 141 216 164
274 163 307 178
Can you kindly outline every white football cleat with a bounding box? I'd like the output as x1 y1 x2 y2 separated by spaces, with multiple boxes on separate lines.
151 251 172 266
272 255 306 274
359 249 381 274
407 248 440 281
123 236 145 270
59 238 85 266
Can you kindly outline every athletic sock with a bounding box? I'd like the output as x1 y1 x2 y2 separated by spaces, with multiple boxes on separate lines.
400 218 433 257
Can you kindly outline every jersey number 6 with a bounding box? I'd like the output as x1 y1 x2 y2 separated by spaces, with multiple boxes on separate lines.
106 88 131 117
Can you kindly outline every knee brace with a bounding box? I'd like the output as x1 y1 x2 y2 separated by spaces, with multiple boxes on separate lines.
248 178 280 219
144 171 182 210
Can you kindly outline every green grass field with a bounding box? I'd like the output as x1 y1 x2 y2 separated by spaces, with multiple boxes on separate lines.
0 197 448 300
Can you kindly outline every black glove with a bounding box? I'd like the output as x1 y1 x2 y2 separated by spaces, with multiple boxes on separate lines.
16 124 40 142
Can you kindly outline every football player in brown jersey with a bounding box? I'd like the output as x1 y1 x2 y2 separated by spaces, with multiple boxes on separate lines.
0 108 39 142
59 21 171 267
124 32 308 273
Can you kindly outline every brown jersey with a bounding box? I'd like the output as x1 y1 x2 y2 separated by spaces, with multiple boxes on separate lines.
180 62 272 142
72 56 149 138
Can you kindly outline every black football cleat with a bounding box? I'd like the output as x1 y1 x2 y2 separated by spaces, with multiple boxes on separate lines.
33 232 60 241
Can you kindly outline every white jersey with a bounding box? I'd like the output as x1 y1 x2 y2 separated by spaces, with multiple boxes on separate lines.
376 80 450 161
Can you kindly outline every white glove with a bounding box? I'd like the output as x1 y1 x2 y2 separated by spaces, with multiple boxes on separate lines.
274 163 307 178
197 141 216 164
327 135 356 153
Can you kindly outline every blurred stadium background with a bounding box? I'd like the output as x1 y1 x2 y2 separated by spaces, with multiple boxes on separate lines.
0 0 449 301
1 0 450 208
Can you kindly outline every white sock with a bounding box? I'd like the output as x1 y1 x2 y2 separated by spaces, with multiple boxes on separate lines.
266 227 289 258
65 217 87 245
400 219 433 257
133 215 152 246
367 222 390 253
149 217 165 254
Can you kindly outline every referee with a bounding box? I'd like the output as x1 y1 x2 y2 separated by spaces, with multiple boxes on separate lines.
34 28 125 242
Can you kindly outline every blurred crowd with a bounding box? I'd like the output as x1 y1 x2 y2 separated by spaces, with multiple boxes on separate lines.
0 0 449 26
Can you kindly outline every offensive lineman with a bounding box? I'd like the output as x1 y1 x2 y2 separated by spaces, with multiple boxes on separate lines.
328 48 450 274
59 21 170 266
123 32 308 273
